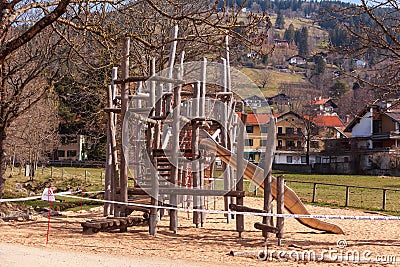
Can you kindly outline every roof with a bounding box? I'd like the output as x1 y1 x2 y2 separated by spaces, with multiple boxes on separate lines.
278 111 344 127
236 113 272 125
385 111 400 123
312 115 344 127
244 95 266 101
311 98 331 105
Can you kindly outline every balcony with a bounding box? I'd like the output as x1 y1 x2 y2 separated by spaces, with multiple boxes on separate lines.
276 146 304 151
277 132 304 139
371 131 400 140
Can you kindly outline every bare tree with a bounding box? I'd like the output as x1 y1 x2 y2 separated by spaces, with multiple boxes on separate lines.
7 95 59 179
0 0 268 198
329 0 400 99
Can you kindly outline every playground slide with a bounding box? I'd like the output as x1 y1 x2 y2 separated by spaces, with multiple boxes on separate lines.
201 138 344 234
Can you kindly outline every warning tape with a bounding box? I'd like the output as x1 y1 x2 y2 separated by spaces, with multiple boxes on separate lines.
62 194 400 221
2 190 400 221
0 190 102 203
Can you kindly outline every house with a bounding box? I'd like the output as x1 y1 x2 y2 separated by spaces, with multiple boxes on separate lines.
267 93 290 106
287 55 307 65
243 95 269 109
274 111 345 165
53 134 87 161
354 59 366 69
239 113 272 164
344 101 400 174
274 39 289 48
309 97 338 115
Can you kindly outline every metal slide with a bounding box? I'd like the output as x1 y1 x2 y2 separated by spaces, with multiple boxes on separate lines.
201 138 344 234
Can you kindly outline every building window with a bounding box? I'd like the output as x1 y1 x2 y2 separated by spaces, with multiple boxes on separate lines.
297 128 302 134
261 125 268 133
286 140 295 147
246 126 254 133
316 156 321 163
278 127 283 134
310 141 319 148
261 139 268 146
245 139 253 146
344 157 349 163
373 120 382 134
287 156 292 163
286 127 294 134
311 126 319 135
277 140 283 148
57 150 65 158
67 150 77 157
297 141 302 148
301 156 307 163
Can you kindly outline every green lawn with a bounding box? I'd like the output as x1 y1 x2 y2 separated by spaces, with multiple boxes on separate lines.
3 166 106 211
278 173 400 214
213 171 400 214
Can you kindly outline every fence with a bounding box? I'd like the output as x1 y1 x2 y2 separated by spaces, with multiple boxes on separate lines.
286 180 400 212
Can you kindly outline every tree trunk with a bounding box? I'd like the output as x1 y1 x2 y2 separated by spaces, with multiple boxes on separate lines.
0 129 7 198
306 133 310 165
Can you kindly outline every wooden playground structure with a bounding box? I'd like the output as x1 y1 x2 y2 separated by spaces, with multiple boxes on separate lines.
93 26 343 241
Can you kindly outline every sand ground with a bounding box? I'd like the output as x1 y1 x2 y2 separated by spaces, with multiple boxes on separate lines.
0 197 399 266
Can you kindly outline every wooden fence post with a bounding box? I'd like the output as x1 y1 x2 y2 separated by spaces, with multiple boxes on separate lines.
382 189 387 210
345 186 350 207
312 183 317 203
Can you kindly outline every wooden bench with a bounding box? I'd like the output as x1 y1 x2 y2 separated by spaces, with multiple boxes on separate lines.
81 216 148 234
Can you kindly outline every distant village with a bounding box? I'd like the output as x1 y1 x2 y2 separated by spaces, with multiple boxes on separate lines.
242 94 400 176
53 94 400 176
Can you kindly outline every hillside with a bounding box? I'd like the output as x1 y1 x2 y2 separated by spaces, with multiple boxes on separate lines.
239 67 309 97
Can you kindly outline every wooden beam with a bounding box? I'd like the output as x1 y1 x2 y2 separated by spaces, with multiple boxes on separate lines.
229 203 265 213
254 222 278 234
114 76 185 85
129 188 245 197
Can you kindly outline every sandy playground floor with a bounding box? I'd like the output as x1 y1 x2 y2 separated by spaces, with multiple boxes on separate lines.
0 197 399 266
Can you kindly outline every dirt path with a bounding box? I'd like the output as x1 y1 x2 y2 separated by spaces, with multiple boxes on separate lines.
0 197 399 266
0 242 220 267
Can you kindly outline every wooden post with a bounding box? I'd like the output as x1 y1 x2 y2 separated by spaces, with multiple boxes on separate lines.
148 123 159 236
62 168 64 179
169 51 183 233
220 57 230 223
85 170 87 182
312 183 317 203
118 36 130 222
192 82 201 227
345 186 350 207
50 166 53 178
276 175 284 245
236 113 246 237
382 189 387 210
263 171 273 239
200 59 207 227
107 67 119 215
165 25 179 114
